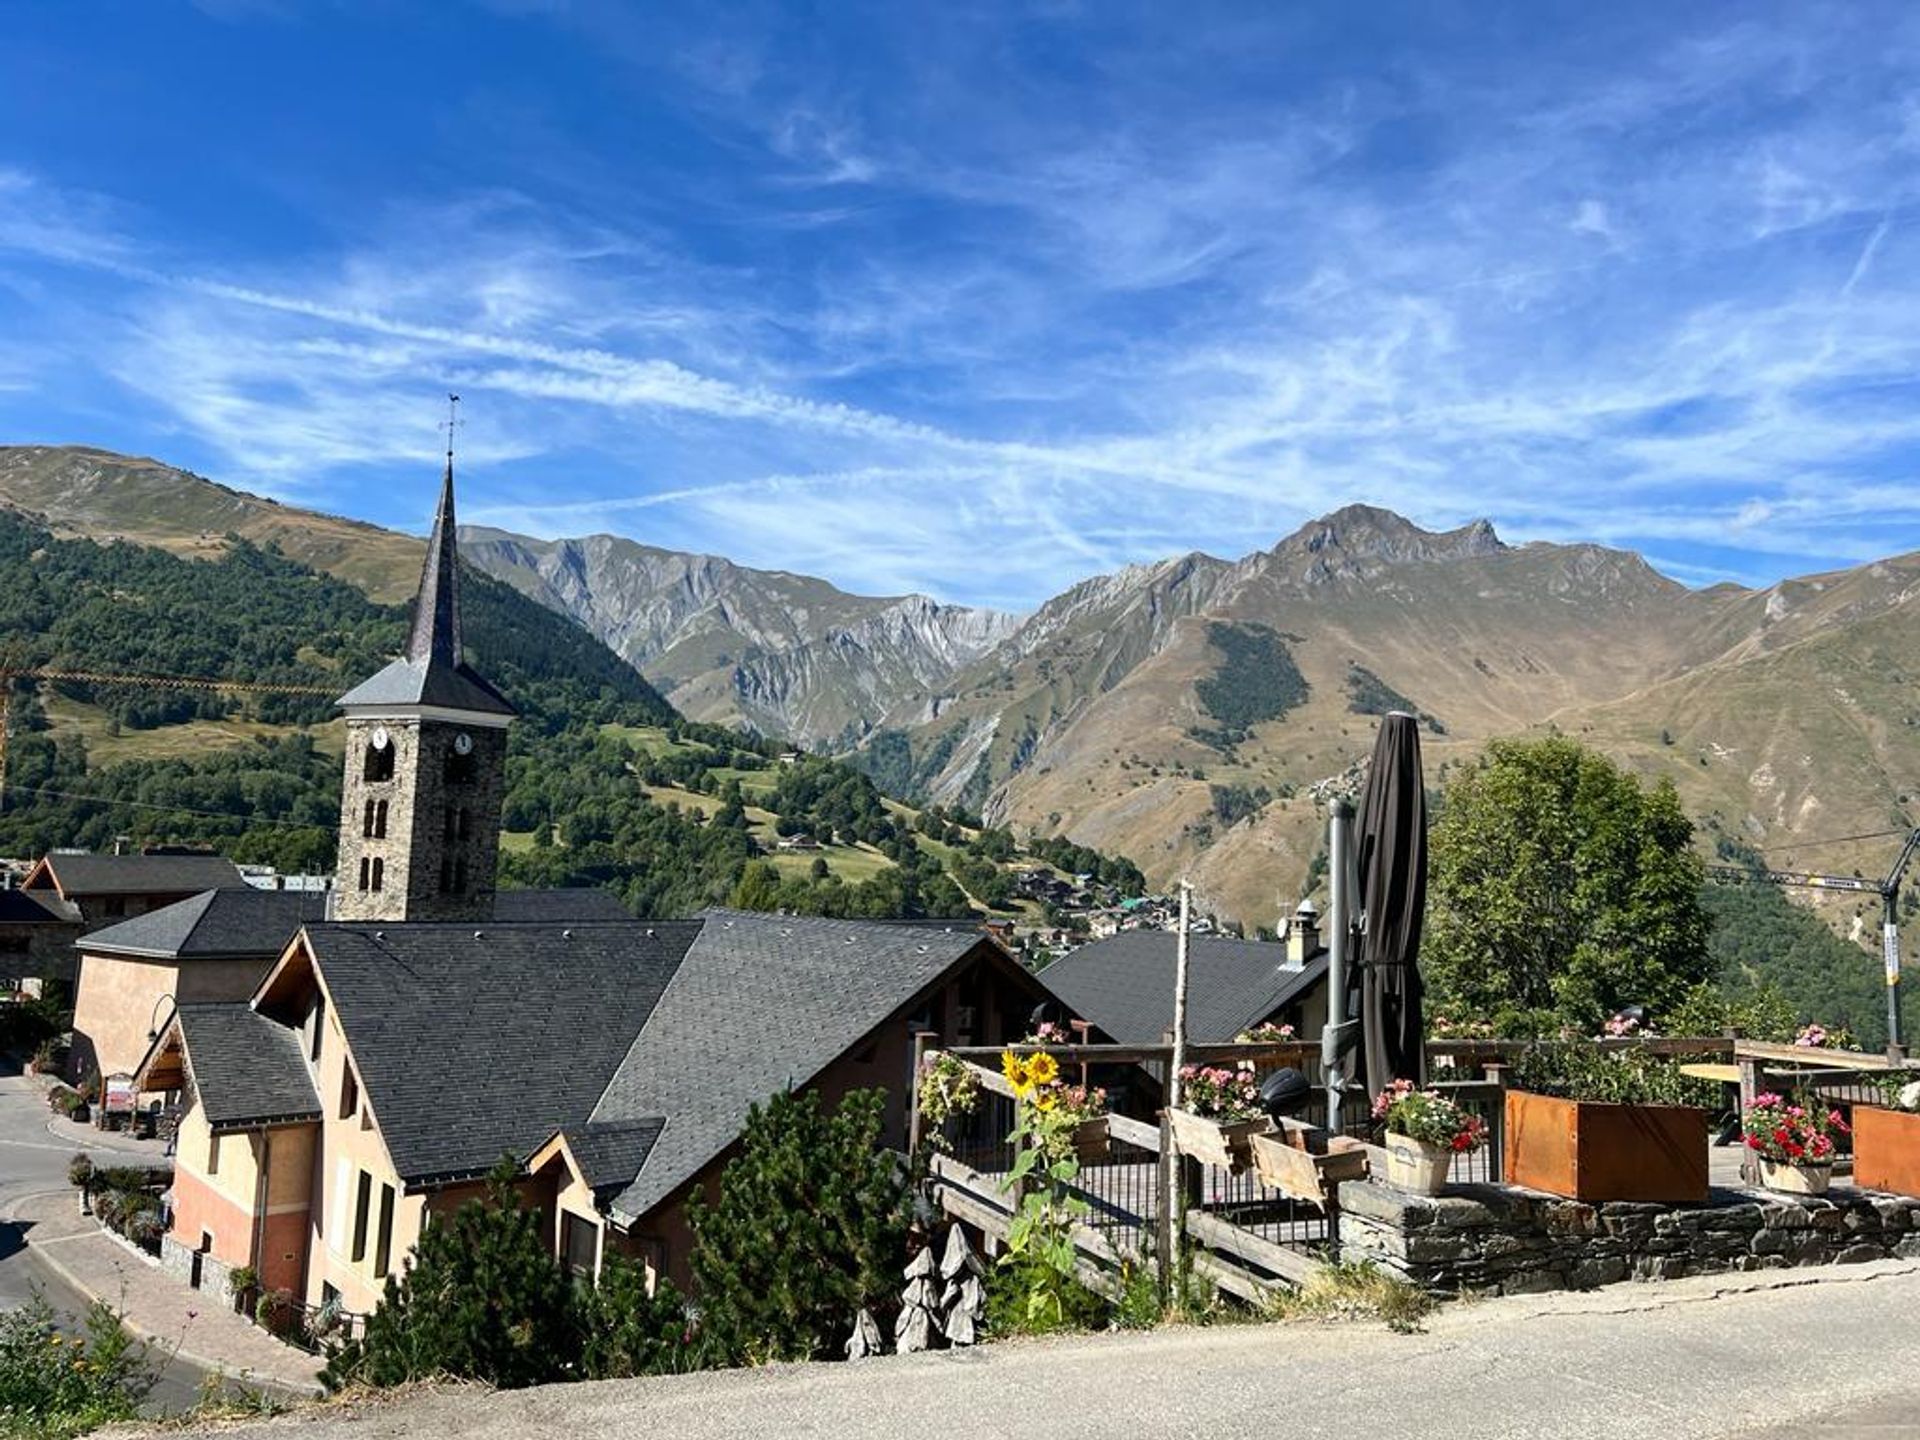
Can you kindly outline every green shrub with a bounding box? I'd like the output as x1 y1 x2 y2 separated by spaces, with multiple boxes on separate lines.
321 1160 581 1392
0 1298 155 1439
577 1258 710 1379
688 1089 910 1366
1506 1042 1714 1107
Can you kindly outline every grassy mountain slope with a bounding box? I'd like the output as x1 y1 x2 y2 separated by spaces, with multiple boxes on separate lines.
0 505 1115 926
0 445 425 601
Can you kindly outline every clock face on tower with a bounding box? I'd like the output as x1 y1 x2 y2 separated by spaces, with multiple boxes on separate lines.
370 725 391 751
454 732 474 756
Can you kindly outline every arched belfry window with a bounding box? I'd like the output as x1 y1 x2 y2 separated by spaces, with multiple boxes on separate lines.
362 799 377 838
364 738 396 783
373 800 389 839
370 857 385 892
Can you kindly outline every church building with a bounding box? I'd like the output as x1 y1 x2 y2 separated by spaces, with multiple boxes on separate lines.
137 451 1055 1318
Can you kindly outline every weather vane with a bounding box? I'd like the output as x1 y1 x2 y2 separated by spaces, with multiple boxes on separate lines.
442 392 462 466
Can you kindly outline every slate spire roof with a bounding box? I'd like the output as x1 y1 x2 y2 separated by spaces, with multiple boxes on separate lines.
408 457 462 666
335 457 515 717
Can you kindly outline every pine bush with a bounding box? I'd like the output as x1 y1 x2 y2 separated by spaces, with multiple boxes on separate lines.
688 1088 910 1365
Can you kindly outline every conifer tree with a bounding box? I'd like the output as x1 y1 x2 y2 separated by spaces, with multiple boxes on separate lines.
321 1160 581 1391
688 1088 910 1365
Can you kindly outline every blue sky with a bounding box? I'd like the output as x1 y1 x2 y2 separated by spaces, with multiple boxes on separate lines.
6 2 1920 612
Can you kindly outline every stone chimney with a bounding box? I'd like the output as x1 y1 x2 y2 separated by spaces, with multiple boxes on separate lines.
1285 898 1320 965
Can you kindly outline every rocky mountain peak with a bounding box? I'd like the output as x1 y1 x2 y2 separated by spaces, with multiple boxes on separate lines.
1263 505 1504 586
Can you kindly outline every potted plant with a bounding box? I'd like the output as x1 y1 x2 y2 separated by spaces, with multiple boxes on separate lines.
1741 1092 1846 1195
1372 1079 1489 1195
916 1052 981 1151
1853 1075 1920 1198
1502 1043 1711 1203
1000 1052 1111 1163
1053 1082 1111 1164
1167 1064 1271 1171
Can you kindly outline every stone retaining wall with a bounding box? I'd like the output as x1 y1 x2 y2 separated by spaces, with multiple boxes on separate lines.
1337 1179 1920 1295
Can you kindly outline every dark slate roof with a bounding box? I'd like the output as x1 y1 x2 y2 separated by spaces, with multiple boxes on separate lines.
492 887 633 924
561 1119 666 1196
1039 932 1328 1045
594 909 995 1225
335 462 514 717
177 1003 321 1130
305 920 700 1185
33 853 246 898
0 888 78 925
81 888 326 960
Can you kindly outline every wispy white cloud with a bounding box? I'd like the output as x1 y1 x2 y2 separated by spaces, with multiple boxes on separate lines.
8 6 1920 602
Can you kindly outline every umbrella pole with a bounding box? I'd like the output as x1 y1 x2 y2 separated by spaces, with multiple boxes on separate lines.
1323 799 1356 1133
1170 879 1192 1111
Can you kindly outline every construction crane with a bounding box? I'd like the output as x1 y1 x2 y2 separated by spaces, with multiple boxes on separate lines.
1705 828 1920 1055
0 665 337 816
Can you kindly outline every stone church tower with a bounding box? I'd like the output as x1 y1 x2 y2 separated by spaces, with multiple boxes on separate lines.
330 456 514 922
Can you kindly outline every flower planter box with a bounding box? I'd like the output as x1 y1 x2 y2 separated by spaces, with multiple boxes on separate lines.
1072 1116 1111 1165
1249 1130 1368 1206
1853 1106 1920 1198
1167 1108 1272 1172
1503 1090 1709 1203
1759 1160 1832 1196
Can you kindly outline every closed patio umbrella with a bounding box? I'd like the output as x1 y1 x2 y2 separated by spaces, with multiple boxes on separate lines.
1356 711 1428 1097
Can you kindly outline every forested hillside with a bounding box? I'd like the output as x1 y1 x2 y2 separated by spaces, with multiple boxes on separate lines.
0 512 1128 922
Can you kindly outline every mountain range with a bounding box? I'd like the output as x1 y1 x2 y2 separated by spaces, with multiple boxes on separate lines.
5 443 1914 932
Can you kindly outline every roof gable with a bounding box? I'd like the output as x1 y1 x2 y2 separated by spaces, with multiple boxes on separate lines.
81 888 326 960
594 910 1012 1224
306 920 698 1185
164 1003 321 1131
1040 932 1327 1044
27 853 247 899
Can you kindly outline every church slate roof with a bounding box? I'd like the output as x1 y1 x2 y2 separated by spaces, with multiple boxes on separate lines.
592 909 994 1225
29 853 246 899
81 888 327 960
301 920 700 1185
176 1003 321 1131
1039 932 1328 1045
491 887 633 924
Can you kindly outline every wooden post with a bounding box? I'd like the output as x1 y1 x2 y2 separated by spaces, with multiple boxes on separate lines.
1737 1053 1764 1186
1156 1109 1175 1295
907 1031 937 1156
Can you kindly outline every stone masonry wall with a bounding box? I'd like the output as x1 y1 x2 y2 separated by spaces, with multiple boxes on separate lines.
1337 1179 1920 1296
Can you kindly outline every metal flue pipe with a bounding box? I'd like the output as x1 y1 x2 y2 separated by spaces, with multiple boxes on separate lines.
1323 799 1356 1132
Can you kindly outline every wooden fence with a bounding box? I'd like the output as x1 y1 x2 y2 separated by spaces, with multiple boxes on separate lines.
912 1032 1909 1303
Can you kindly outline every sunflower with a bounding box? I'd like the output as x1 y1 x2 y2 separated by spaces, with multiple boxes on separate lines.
1027 1051 1060 1087
1033 1091 1057 1113
1001 1050 1028 1087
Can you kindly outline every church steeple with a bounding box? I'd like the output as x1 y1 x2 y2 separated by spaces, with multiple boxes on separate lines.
406 454 462 668
330 409 514 924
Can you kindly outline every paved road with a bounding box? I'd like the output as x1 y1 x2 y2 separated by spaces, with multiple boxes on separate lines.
0 1056 209 1415
114 1259 1920 1440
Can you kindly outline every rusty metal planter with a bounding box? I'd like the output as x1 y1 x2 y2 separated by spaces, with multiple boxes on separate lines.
1503 1090 1709 1203
1853 1106 1920 1198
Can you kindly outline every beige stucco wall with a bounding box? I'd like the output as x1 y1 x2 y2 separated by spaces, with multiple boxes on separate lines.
300 995 423 1313
71 953 178 1084
73 952 275 1085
